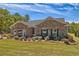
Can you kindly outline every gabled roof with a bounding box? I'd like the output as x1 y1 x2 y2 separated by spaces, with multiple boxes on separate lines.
10 20 28 29
27 17 66 27
10 17 66 28
46 16 65 24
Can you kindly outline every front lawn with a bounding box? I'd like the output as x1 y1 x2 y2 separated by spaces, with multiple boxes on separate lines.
0 34 79 56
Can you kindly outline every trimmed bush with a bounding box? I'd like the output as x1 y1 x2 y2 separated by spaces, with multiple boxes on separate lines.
65 34 75 43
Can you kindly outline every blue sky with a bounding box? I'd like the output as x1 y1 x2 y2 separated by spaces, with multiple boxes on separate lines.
0 3 79 22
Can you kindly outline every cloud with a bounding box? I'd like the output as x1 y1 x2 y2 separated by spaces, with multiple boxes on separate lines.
1 4 47 13
1 4 31 9
0 3 63 15
58 7 74 11
34 4 64 15
0 4 75 15
0 3 79 22
34 3 51 9
52 3 64 6
69 3 79 6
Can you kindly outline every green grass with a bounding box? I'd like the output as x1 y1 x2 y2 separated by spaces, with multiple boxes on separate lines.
0 34 79 56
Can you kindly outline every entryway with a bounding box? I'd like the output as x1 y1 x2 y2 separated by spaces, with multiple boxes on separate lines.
41 28 59 40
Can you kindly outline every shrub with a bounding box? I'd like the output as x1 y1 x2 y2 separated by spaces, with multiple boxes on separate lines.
66 34 75 43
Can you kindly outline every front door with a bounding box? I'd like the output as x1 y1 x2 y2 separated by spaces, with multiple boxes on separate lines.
51 29 59 40
41 29 48 37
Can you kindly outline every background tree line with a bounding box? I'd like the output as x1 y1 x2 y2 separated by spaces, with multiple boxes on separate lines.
67 22 79 36
68 22 79 33
0 8 29 33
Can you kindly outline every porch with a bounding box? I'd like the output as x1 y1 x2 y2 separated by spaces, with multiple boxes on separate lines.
40 28 61 40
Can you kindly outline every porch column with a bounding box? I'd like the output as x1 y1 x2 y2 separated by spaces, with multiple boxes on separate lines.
22 29 26 38
48 29 51 36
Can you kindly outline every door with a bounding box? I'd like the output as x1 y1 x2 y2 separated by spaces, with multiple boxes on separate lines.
51 29 59 39
41 29 48 37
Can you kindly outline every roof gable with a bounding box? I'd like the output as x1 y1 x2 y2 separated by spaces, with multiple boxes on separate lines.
46 16 65 24
27 17 65 27
10 21 28 29
35 17 65 27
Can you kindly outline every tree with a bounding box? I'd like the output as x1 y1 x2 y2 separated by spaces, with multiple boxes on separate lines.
0 8 29 33
68 22 79 34
0 9 10 15
14 13 21 16
24 15 29 21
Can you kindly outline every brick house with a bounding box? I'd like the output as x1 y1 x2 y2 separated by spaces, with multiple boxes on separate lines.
10 17 68 40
